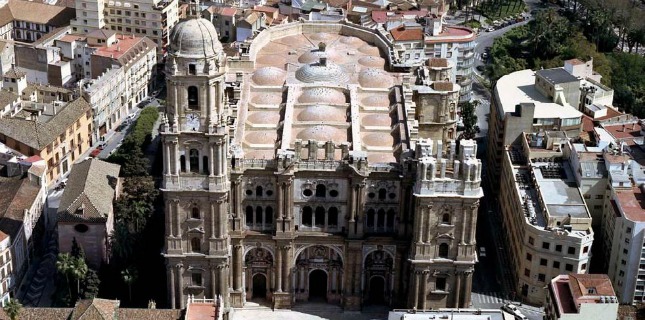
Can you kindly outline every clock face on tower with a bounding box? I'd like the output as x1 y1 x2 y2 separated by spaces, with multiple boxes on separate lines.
186 113 200 131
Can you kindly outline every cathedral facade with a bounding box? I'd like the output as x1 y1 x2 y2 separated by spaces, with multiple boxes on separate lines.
160 12 483 314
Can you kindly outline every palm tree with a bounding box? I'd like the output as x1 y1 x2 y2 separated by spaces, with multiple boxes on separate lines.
3 298 22 320
70 257 88 299
56 253 73 298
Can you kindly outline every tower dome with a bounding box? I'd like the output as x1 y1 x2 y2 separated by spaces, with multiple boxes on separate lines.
169 17 223 58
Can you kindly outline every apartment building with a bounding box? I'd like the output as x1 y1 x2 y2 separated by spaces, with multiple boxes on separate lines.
487 68 585 191
499 132 594 305
545 274 618 320
0 72 93 184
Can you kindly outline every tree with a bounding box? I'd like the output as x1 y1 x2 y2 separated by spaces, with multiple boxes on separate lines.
56 253 73 299
121 267 138 302
459 100 479 140
3 299 21 320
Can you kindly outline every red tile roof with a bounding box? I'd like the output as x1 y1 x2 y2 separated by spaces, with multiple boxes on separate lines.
390 26 423 41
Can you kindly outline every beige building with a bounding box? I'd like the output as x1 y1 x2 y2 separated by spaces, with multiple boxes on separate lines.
0 71 93 184
499 132 594 305
160 12 482 315
545 274 618 320
57 159 121 268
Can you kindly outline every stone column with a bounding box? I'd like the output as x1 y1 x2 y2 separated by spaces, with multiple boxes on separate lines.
177 264 185 309
421 271 429 310
276 247 283 292
454 271 462 308
169 265 176 309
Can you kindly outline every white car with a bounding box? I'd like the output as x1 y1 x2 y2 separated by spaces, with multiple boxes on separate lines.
501 304 527 320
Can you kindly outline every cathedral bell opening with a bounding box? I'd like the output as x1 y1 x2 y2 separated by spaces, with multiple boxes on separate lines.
308 269 327 301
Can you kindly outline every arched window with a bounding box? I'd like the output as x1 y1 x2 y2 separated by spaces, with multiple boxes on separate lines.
315 206 325 227
189 149 199 173
377 209 385 228
180 155 186 172
255 206 263 226
328 207 338 227
256 186 263 197
245 206 253 226
191 207 200 219
265 207 273 225
188 86 199 109
315 184 326 197
366 209 375 228
378 188 387 200
386 209 395 229
203 156 209 175
438 243 449 258
302 206 313 227
191 238 201 253
442 213 451 224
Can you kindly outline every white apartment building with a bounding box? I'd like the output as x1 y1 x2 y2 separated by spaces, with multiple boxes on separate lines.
545 274 619 320
499 132 594 305
81 67 127 143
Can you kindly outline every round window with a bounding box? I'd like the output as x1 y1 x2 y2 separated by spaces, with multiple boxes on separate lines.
303 189 313 197
388 193 396 199
74 224 89 233
329 190 339 197
266 190 273 196
368 192 375 198
245 190 253 196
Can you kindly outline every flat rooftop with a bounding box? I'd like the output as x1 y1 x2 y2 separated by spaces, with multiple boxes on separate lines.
536 68 580 84
495 69 583 120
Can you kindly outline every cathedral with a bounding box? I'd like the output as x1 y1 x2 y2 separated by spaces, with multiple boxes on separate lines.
160 7 483 314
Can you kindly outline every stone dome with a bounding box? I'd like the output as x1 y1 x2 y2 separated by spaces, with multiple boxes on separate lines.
361 114 392 127
358 56 385 68
297 105 347 122
170 18 223 58
252 67 287 86
251 93 283 105
362 133 394 147
247 111 282 124
296 125 346 142
245 131 277 145
361 95 390 107
296 62 349 83
298 87 346 104
359 68 393 88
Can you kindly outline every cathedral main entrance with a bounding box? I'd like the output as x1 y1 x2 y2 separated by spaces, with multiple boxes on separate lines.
252 274 267 299
308 270 327 301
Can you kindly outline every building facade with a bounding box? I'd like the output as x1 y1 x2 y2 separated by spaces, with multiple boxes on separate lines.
160 15 482 315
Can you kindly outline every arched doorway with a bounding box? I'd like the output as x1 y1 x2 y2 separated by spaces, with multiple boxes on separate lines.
252 273 267 300
368 276 385 304
308 270 327 301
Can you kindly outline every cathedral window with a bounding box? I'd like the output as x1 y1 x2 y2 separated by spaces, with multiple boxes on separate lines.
256 186 263 197
438 243 449 258
328 207 338 227
189 149 199 173
188 64 196 75
191 238 201 253
378 188 387 200
315 184 326 197
245 206 253 226
315 206 325 227
191 207 200 219
188 86 199 109
302 206 313 227
265 207 273 224
442 213 451 224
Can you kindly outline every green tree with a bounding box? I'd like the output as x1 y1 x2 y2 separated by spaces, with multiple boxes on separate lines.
121 267 138 302
3 298 21 320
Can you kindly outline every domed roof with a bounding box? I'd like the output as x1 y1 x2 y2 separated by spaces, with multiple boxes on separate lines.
362 133 394 147
297 105 347 122
170 18 222 58
247 111 282 124
361 95 391 107
361 114 392 127
358 56 385 68
359 68 393 88
251 93 283 105
298 87 346 104
245 131 277 145
296 125 346 142
296 62 348 83
252 67 287 86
